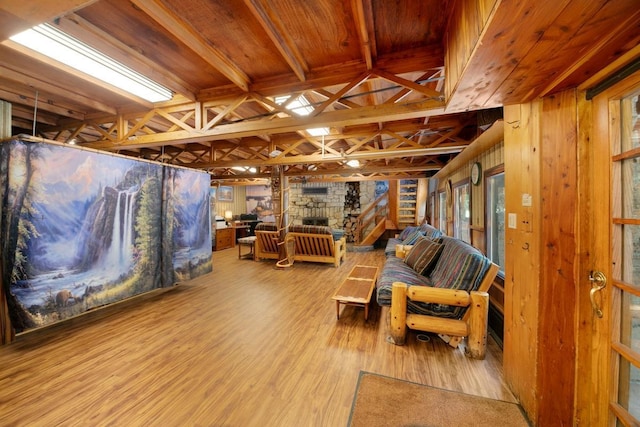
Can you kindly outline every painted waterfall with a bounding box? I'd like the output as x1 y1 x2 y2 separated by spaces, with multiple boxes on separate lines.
0 139 212 333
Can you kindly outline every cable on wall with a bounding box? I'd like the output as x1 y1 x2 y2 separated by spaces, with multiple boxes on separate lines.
32 90 39 136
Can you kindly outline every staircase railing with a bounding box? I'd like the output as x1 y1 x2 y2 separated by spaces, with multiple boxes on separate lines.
353 191 389 244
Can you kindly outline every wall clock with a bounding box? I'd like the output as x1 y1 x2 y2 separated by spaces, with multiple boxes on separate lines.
471 162 482 185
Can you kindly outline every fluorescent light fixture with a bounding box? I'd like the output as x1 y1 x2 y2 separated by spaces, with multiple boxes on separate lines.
346 159 360 168
307 127 330 137
346 146 467 160
11 24 173 103
232 166 256 173
275 95 330 136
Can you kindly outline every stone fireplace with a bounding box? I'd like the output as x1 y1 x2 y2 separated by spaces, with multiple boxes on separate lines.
289 181 376 235
302 216 329 226
289 182 346 228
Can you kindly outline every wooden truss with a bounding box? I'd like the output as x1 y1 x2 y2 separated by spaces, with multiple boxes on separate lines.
39 69 477 182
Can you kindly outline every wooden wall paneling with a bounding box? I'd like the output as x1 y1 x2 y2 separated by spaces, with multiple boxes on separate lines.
497 0 614 102
444 0 498 100
215 186 247 218
574 89 598 424
471 229 485 253
537 90 579 426
503 101 541 422
1 100 10 139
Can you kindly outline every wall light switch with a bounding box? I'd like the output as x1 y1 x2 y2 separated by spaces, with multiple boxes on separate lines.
522 193 532 207
508 213 517 229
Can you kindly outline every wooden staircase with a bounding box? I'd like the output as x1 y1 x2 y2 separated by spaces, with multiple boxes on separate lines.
353 179 426 247
353 191 391 247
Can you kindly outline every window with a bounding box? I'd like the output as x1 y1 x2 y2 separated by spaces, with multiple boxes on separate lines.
438 190 447 232
485 166 505 273
453 181 470 243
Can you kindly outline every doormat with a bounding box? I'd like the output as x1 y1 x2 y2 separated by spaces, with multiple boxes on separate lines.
348 371 530 427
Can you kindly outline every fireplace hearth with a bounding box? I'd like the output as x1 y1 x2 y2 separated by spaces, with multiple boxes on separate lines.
302 217 329 226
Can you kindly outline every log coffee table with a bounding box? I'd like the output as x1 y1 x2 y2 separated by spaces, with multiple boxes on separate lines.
332 264 379 321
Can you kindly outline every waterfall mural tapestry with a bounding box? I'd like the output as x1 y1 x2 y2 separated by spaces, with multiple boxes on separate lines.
0 138 212 334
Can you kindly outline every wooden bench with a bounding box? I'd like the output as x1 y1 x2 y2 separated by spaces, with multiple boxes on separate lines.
288 225 346 267
254 223 280 261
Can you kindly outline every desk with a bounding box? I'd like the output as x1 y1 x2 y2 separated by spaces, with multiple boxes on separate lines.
230 223 250 240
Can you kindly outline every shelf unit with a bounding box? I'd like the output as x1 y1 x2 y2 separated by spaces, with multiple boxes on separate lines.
397 179 418 228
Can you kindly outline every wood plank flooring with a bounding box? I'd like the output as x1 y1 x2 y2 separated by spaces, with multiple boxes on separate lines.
0 248 516 426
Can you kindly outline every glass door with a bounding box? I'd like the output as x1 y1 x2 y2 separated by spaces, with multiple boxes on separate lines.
609 90 640 425
592 73 640 426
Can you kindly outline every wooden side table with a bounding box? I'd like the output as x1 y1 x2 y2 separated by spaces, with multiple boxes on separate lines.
332 265 379 321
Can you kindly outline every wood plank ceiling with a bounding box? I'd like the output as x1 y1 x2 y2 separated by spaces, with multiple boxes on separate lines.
1 0 639 183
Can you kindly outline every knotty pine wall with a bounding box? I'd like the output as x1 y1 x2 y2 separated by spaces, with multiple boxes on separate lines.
444 0 497 100
503 100 542 423
503 89 580 426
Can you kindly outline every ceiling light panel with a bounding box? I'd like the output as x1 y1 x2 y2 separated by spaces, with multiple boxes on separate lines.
11 24 173 103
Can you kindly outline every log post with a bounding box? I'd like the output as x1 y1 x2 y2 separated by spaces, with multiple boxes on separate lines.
389 282 408 345
467 291 489 359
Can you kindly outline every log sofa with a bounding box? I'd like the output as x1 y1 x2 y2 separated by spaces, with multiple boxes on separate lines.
383 222 443 257
377 232 498 359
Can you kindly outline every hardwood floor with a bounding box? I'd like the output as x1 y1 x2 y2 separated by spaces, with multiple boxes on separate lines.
0 248 516 426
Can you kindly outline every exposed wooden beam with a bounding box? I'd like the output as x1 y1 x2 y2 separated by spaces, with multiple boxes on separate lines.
351 0 376 70
192 143 464 169
433 120 504 180
131 0 250 92
374 69 443 100
199 45 445 100
80 98 446 150
0 65 117 114
244 0 308 82
309 72 370 117
0 87 85 120
0 0 97 40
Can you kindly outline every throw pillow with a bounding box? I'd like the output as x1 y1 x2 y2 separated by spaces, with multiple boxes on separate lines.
401 228 424 245
404 236 444 276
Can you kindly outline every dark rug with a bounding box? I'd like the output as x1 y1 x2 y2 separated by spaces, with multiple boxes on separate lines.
348 371 530 427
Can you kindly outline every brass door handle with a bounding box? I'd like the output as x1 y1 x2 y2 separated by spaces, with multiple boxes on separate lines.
589 271 606 318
